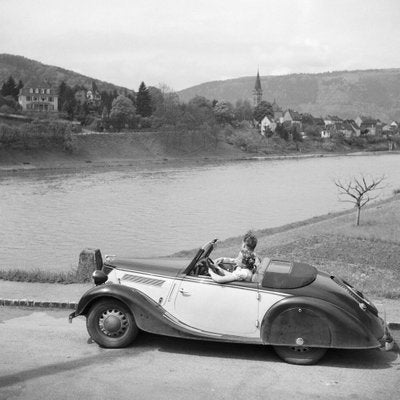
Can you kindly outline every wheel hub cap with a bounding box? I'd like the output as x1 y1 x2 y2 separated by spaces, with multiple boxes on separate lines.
99 309 129 337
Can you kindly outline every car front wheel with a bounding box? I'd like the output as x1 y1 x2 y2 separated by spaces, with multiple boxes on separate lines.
86 299 138 348
273 345 327 365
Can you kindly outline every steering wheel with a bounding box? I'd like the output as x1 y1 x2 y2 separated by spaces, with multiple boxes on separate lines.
192 257 213 276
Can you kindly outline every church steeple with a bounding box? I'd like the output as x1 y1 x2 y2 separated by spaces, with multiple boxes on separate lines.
253 69 262 107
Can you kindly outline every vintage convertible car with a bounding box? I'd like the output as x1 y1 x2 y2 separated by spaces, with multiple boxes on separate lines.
69 239 393 365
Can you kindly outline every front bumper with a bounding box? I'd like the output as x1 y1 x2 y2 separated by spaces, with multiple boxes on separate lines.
379 324 394 351
69 311 76 323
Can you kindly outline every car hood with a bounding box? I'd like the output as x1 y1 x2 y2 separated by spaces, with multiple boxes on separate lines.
105 257 191 277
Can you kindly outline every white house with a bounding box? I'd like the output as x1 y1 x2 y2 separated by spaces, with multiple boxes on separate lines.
18 83 58 112
260 115 273 135
321 130 330 138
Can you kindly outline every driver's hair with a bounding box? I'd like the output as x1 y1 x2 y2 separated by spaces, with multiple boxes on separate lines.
243 231 257 251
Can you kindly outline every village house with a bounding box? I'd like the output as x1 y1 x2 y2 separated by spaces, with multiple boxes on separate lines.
18 82 58 112
383 121 399 133
283 109 302 128
326 121 360 138
324 115 343 126
355 116 380 135
86 88 101 106
271 99 284 121
321 130 330 138
74 84 101 107
338 121 358 138
260 115 276 135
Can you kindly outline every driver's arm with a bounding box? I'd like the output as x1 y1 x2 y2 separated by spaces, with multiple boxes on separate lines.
214 257 236 271
208 268 237 283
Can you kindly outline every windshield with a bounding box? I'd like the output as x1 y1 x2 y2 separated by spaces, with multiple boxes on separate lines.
184 239 218 274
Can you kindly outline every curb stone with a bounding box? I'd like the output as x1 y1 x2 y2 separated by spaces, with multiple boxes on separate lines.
0 298 77 309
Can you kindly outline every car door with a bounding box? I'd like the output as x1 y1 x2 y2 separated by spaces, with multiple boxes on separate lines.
166 276 260 337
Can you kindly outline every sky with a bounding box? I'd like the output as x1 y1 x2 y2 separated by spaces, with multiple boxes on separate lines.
1 0 400 91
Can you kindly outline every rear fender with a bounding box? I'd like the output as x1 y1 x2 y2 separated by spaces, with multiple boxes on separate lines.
261 297 381 349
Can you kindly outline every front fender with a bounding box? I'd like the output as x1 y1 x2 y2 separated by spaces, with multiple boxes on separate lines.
261 296 383 349
68 283 211 341
69 283 172 333
69 284 142 320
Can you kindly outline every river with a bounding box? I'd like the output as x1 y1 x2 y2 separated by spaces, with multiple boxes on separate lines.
1 153 399 272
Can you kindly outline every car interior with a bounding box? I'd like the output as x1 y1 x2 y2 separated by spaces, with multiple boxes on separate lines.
188 255 271 287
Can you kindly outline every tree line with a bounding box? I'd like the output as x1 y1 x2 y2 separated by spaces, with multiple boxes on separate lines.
0 74 283 133
0 74 372 147
0 76 24 113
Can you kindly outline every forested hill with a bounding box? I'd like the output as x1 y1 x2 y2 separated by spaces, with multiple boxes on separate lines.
2 54 400 122
178 69 400 122
0 54 131 93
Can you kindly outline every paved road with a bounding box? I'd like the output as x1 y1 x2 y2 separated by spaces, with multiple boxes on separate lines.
0 307 399 400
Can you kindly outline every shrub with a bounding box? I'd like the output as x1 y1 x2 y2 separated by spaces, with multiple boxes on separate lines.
344 136 366 147
321 141 335 152
0 120 74 150
138 116 152 129
0 104 14 114
86 117 104 132
304 125 321 139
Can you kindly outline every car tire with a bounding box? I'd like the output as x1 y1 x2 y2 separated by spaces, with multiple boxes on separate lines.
86 299 138 348
273 345 327 365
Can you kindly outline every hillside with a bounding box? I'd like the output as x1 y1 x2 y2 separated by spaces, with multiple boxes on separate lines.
0 54 132 94
2 54 400 122
178 69 400 122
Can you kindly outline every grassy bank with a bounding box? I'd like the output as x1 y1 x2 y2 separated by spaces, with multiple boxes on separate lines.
1 195 400 298
203 194 400 299
0 263 93 284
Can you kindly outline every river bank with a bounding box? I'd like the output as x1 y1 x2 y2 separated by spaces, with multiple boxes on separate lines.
1 146 398 173
1 129 398 172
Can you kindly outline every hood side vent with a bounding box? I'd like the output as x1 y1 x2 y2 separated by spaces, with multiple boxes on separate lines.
122 273 165 287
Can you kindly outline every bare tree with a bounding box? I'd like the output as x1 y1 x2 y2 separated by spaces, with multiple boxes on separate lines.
334 174 385 226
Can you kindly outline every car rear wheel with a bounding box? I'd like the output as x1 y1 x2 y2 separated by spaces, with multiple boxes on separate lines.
273 345 327 365
86 299 138 348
